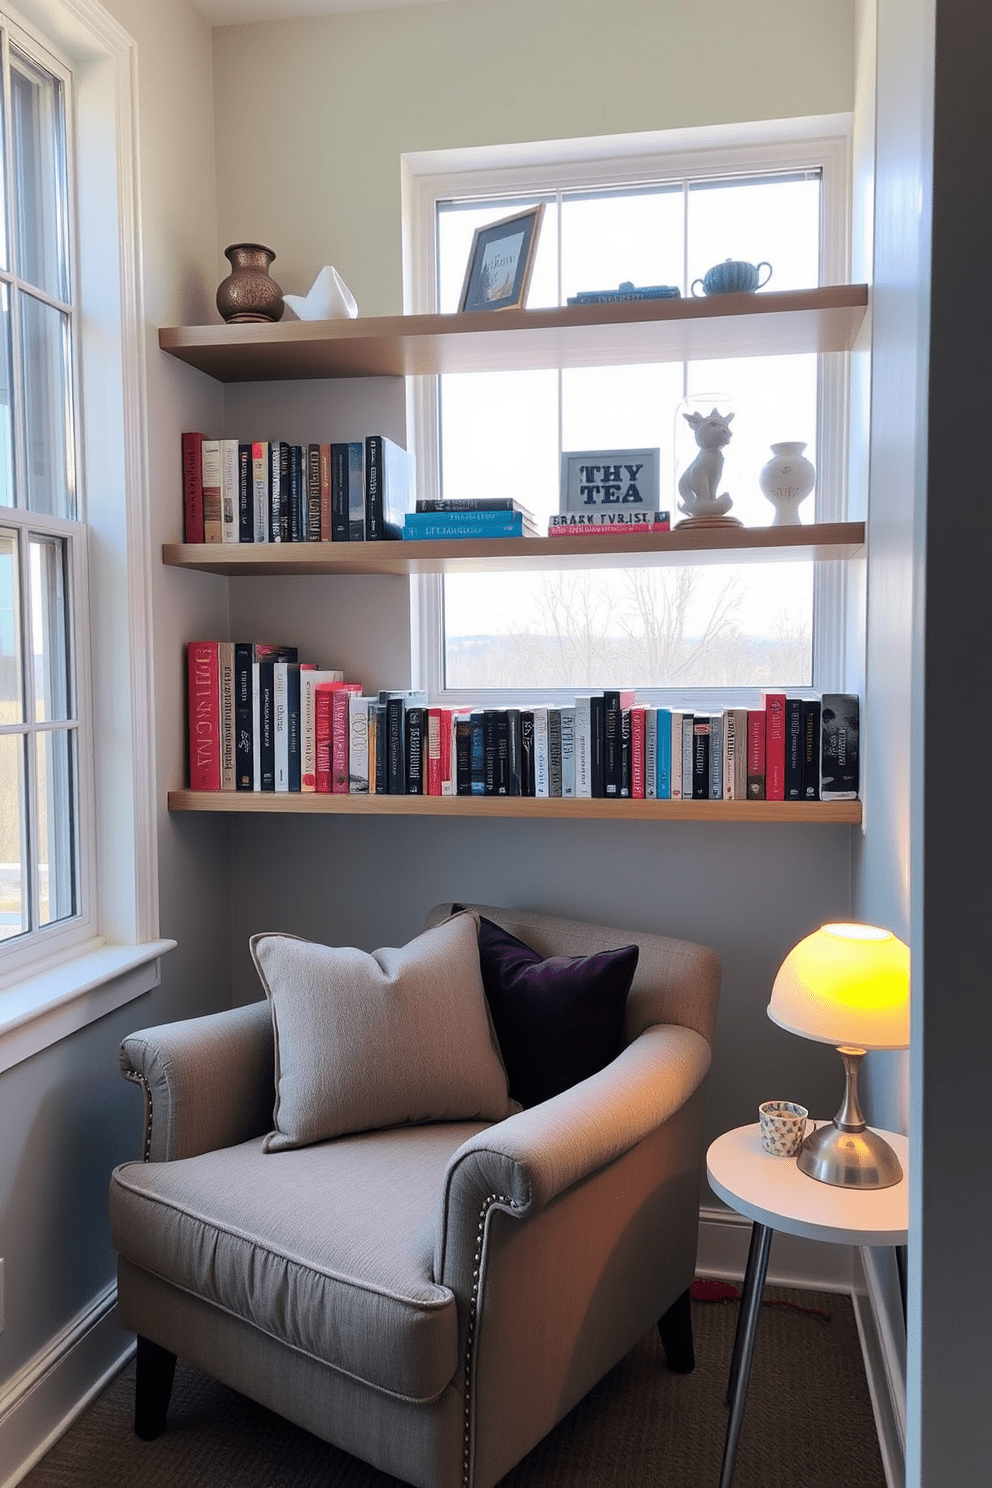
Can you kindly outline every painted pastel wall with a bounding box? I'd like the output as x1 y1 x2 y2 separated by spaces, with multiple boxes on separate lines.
0 0 227 1411
210 0 856 318
209 0 859 1156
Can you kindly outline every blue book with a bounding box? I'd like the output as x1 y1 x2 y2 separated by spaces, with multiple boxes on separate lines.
656 707 672 799
402 512 523 540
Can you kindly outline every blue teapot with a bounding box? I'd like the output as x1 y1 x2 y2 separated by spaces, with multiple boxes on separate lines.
691 258 773 296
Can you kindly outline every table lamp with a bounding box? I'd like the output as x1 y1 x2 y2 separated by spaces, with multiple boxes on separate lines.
767 923 910 1188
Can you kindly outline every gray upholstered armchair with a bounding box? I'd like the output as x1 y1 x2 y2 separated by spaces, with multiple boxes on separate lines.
109 903 721 1488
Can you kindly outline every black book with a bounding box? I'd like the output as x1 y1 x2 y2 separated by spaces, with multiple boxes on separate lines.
385 696 406 793
415 497 520 512
364 434 384 541
603 690 621 797
785 697 804 801
288 445 305 542
238 442 253 542
234 642 254 790
505 708 522 796
589 694 606 798
821 694 860 799
483 710 498 794
405 706 424 794
331 442 350 542
493 711 510 795
692 717 711 800
469 711 486 795
267 441 283 543
372 704 387 795
278 442 291 542
307 444 322 541
258 660 276 790
548 708 562 797
287 664 302 792
520 711 535 796
801 698 822 799
455 715 472 795
619 708 632 797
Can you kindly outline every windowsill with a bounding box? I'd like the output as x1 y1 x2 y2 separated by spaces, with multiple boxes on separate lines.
0 938 177 1075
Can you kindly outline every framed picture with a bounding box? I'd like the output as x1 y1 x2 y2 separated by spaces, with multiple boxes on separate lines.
560 448 661 513
459 204 545 313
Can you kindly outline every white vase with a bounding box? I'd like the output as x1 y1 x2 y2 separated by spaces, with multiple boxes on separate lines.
759 441 816 526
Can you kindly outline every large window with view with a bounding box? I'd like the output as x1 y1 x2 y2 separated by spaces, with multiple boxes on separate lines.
408 125 850 703
0 19 87 957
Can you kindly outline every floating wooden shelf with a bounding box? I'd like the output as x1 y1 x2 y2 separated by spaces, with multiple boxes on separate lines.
168 790 861 824
163 522 864 576
158 285 868 383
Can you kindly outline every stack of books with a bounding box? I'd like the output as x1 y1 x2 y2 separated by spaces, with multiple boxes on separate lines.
548 510 671 535
402 498 539 541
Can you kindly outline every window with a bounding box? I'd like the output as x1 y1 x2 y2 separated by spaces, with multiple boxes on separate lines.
0 18 91 959
404 120 852 704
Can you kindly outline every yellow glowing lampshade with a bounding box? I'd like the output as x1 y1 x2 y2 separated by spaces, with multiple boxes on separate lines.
768 923 910 1051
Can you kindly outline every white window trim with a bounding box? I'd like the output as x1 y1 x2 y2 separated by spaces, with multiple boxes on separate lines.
0 0 174 1066
401 115 853 706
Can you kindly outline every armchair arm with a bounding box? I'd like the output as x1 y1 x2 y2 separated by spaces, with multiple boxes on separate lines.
435 1022 710 1283
120 1000 274 1162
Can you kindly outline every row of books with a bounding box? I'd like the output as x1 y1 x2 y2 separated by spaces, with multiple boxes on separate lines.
186 644 859 802
401 499 539 541
181 431 415 545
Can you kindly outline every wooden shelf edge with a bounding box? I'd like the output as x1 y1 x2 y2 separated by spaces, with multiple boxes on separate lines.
163 522 865 576
168 790 861 824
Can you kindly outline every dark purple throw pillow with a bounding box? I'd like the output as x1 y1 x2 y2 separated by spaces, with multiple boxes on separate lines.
455 908 638 1108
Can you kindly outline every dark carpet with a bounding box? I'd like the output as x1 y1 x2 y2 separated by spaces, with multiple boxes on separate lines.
22 1287 886 1488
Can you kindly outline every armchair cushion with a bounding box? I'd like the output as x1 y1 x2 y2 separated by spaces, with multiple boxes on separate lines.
455 905 637 1108
250 910 516 1151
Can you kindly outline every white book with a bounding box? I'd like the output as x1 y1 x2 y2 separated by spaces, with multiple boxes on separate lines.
670 711 683 799
300 667 345 791
681 713 695 799
574 696 592 797
349 693 370 793
273 662 290 791
220 438 240 543
559 705 576 797
708 712 723 800
644 707 657 798
531 705 549 797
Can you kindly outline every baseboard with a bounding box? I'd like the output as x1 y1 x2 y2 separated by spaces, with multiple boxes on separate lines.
0 1283 133 1488
852 1246 906 1488
697 1202 855 1291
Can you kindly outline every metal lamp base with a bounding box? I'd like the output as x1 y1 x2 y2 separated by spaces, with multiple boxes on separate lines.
798 1119 904 1188
798 1045 904 1188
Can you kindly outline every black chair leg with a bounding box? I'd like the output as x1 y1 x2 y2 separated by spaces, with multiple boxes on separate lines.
657 1286 695 1374
134 1336 177 1440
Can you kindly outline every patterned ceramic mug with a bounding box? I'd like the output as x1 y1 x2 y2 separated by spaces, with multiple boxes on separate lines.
758 1100 810 1157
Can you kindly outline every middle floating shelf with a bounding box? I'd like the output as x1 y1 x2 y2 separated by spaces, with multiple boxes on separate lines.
163 522 865 577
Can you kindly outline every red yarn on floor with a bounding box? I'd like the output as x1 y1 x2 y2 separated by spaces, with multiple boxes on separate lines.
690 1277 831 1322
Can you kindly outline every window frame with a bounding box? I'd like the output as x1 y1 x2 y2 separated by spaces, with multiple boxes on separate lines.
0 0 172 1069
402 115 854 709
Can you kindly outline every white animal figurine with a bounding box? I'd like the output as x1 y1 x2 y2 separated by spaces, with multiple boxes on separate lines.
676 408 739 524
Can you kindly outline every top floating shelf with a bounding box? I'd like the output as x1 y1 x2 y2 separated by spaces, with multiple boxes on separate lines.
158 285 869 383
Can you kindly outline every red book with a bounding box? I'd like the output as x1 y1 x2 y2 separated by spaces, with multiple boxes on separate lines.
763 691 787 801
331 688 353 792
427 708 443 795
187 640 221 790
315 681 362 792
182 431 206 543
746 710 766 800
630 706 646 798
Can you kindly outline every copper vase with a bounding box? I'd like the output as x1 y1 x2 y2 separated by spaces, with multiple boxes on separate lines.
216 243 284 323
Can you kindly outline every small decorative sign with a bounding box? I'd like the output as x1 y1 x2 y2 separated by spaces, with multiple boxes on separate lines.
559 448 660 514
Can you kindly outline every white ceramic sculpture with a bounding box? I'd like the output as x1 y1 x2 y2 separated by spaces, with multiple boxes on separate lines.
676 408 741 526
759 441 816 525
283 265 359 321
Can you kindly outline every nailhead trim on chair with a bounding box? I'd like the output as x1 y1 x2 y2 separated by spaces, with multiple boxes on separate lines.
462 1191 517 1488
122 1067 154 1162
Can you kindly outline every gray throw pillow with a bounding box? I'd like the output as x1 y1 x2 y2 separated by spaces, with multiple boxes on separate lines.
250 910 517 1151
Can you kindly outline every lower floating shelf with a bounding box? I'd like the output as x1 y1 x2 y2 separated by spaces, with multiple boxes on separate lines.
168 790 860 824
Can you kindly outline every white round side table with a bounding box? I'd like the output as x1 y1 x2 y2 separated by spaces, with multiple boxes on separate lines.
706 1122 908 1488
